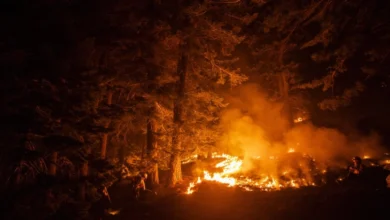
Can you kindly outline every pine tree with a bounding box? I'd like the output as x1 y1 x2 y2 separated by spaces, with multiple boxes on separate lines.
150 0 255 186
250 0 390 115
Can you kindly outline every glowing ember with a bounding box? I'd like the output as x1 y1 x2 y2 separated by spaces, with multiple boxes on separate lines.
185 151 319 194
186 177 202 194
294 117 304 123
105 208 121 216
186 182 196 194
288 148 295 153
363 155 370 159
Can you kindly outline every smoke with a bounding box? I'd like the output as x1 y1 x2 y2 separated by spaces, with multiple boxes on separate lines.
218 84 386 174
284 124 385 167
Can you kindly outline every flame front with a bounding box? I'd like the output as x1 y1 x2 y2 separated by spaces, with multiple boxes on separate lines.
185 151 320 194
186 177 202 194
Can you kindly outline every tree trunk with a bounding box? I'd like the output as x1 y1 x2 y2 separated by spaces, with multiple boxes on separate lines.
78 146 92 201
207 150 212 160
48 152 58 176
78 146 91 201
168 43 188 187
147 116 159 185
149 163 159 186
81 146 91 177
100 134 108 159
100 90 113 160
279 33 294 128
168 152 182 186
78 177 87 201
278 73 294 128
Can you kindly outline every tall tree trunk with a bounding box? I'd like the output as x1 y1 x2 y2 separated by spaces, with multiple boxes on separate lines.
100 90 113 159
278 39 294 128
78 97 99 200
168 44 188 187
278 73 294 128
78 146 91 201
147 115 159 186
81 146 91 177
48 152 58 176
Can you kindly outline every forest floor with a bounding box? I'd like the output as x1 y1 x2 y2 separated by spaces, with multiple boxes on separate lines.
105 180 390 220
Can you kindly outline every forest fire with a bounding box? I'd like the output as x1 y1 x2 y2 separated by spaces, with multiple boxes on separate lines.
185 150 321 195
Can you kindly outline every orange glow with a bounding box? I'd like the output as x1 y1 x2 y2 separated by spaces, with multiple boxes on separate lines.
186 177 202 194
185 150 318 194
294 117 304 123
183 85 386 195
288 148 295 153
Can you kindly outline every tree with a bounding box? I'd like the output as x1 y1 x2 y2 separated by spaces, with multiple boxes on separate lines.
146 110 159 185
0 0 132 205
249 0 390 117
294 0 390 111
149 0 254 186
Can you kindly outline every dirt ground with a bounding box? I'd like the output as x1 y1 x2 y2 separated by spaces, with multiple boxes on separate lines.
106 182 390 220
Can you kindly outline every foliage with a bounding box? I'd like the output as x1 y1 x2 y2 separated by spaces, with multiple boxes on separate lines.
154 1 252 159
248 0 390 111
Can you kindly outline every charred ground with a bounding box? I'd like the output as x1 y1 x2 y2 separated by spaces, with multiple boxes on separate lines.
105 182 390 220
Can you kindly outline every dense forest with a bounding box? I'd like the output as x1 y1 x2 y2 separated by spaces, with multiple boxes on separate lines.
1 0 390 219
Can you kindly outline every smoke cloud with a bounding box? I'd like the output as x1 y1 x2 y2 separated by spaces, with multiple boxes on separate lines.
218 83 386 174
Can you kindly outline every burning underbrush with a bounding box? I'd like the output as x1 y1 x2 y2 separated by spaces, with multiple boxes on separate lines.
184 150 330 194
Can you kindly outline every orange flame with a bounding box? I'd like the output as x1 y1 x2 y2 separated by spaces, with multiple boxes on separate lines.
185 150 318 194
